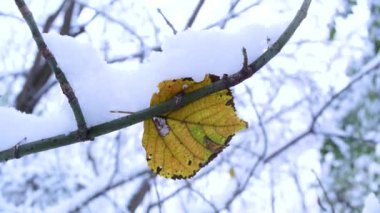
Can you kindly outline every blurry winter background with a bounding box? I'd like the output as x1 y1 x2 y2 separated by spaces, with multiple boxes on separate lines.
0 0 379 212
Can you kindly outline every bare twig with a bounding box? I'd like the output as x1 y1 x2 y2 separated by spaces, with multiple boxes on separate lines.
157 8 177 34
222 83 269 209
86 141 100 176
77 1 147 61
42 0 67 33
108 132 122 184
152 176 163 213
0 11 24 22
312 170 335 213
264 129 312 164
290 167 308 212
219 0 242 29
0 71 26 80
146 163 220 211
206 0 263 29
107 46 161 63
188 183 219 211
263 98 305 124
146 182 191 212
63 170 150 212
184 0 206 30
127 177 152 212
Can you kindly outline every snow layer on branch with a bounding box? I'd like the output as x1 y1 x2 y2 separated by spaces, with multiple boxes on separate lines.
0 22 286 150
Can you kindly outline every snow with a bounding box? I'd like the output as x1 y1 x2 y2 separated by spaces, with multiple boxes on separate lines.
46 174 111 213
362 193 380 213
0 107 74 148
0 22 286 151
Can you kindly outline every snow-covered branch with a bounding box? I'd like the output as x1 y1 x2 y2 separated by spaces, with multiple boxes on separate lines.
0 0 311 162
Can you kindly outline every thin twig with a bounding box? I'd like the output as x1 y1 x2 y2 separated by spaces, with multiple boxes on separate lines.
127 177 151 212
222 83 269 209
291 168 308 212
205 0 263 29
42 0 67 33
86 141 99 176
219 0 242 29
184 0 206 30
108 132 122 184
77 1 147 61
146 163 220 211
66 170 150 212
264 129 312 164
14 0 88 139
312 170 335 213
0 71 26 80
107 46 161 63
0 11 25 22
157 8 177 34
0 0 312 162
153 176 162 213
146 182 191 212
188 184 219 211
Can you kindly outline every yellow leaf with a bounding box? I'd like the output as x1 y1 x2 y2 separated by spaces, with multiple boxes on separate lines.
142 74 247 179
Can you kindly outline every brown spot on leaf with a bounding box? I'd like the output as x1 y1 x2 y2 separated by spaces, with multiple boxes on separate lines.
147 154 152 161
156 166 162 174
204 136 225 153
225 99 233 106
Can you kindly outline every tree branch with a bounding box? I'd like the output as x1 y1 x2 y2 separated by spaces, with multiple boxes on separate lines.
157 8 177 34
127 177 152 212
263 51 380 163
0 0 312 162
14 0 88 139
184 0 206 30
51 170 150 212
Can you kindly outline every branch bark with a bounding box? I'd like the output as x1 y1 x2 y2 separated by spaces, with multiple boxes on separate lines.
14 0 88 139
15 0 65 113
15 0 77 113
0 0 312 162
